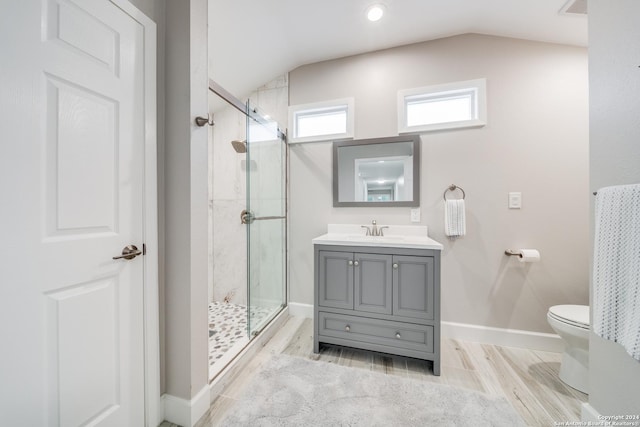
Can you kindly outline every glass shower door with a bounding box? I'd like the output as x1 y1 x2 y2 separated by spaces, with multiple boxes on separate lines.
245 101 287 336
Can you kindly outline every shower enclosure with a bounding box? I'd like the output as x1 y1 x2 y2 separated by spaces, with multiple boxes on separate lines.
208 80 287 380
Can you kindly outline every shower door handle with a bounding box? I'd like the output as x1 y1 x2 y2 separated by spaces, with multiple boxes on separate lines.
241 209 285 224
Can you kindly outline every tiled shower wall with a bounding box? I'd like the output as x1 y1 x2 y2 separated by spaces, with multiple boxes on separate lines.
208 74 289 304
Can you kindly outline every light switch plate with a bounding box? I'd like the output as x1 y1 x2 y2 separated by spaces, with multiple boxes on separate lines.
509 192 522 209
410 208 421 222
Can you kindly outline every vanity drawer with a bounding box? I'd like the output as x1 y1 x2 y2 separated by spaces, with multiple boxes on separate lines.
318 312 433 353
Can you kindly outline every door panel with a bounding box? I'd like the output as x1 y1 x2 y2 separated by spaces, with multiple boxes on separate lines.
1 1 145 425
47 278 119 426
393 255 435 320
49 0 121 73
46 75 118 235
354 253 392 315
318 251 354 310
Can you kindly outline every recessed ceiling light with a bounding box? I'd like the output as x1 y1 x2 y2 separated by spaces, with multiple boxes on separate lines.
366 4 385 22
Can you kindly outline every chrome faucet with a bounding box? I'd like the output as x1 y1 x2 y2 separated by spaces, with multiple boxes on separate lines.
362 220 389 236
362 220 388 237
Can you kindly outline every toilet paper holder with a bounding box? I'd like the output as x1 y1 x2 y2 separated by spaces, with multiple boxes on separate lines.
504 249 540 262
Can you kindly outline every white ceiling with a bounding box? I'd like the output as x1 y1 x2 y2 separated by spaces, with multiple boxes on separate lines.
208 0 587 100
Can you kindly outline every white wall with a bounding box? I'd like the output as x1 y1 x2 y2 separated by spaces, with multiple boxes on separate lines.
289 34 589 334
132 0 212 421
588 0 640 417
163 0 209 407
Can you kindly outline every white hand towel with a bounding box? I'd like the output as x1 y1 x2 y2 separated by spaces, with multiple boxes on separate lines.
593 183 640 361
444 199 466 238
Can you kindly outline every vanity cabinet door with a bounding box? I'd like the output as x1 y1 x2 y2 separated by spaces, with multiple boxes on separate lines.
354 253 392 315
393 255 434 320
318 251 354 310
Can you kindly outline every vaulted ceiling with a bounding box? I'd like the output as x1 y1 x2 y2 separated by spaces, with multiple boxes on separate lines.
208 0 587 99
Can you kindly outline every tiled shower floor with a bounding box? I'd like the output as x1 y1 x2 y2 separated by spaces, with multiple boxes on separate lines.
208 301 275 379
208 301 248 367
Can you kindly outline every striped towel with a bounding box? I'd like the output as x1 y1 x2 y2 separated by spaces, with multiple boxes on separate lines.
445 199 466 238
593 183 640 361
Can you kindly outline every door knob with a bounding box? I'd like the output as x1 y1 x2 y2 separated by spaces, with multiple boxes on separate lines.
113 245 142 260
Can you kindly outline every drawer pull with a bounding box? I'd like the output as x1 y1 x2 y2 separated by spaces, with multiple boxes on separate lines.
393 263 398 269
345 325 351 332
348 260 353 266
354 260 359 266
395 332 402 339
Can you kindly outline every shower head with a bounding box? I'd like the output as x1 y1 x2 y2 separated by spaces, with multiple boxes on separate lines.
231 140 247 153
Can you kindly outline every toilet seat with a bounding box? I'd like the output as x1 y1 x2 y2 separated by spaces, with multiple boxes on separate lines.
548 305 589 330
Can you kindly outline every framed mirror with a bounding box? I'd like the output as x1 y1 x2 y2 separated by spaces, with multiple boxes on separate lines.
333 135 420 207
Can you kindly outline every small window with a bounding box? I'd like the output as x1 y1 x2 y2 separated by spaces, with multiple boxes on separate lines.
289 98 354 143
398 79 486 133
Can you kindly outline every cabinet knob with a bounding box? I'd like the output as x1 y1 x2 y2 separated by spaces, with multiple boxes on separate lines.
348 260 353 266
393 263 398 269
354 260 359 266
395 332 401 339
345 325 351 332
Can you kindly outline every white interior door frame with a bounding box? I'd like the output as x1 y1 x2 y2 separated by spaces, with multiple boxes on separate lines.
109 1 161 425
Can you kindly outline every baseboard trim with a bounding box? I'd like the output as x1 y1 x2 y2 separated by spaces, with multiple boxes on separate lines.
581 403 600 422
162 384 209 427
288 302 313 319
441 321 563 353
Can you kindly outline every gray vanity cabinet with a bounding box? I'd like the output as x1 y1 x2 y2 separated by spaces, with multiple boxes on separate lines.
314 244 441 375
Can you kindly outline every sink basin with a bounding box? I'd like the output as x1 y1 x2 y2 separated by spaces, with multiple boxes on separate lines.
344 235 405 242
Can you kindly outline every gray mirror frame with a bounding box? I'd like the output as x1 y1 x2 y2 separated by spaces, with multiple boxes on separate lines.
333 135 420 207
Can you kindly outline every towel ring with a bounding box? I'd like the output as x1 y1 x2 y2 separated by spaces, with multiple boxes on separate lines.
443 184 466 201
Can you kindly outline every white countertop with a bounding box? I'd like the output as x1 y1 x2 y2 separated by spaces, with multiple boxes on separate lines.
312 224 443 250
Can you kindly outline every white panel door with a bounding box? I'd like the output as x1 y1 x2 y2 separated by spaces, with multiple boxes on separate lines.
0 1 145 425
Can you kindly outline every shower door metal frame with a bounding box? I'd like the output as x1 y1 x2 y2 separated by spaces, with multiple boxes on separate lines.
209 78 286 139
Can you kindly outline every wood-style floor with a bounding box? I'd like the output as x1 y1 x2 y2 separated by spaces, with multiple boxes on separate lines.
162 316 587 427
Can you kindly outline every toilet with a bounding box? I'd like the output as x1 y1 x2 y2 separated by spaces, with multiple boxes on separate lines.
547 304 590 394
